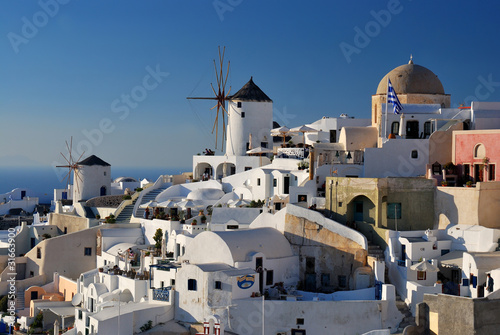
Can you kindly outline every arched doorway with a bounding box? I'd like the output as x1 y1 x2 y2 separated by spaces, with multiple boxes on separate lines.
216 162 236 179
100 186 106 196
195 162 213 181
347 195 375 224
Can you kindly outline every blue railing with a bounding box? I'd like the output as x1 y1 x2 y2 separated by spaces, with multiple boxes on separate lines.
152 288 170 302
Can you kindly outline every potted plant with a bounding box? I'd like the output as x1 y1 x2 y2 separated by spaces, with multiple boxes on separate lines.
201 215 207 223
191 219 197 226
443 162 455 174
466 180 473 187
441 180 448 186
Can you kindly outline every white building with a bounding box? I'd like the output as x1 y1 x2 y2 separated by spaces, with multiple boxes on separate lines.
72 155 111 203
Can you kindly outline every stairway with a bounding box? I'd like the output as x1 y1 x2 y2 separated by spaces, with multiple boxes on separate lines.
393 297 416 334
368 242 385 261
134 187 168 219
115 197 138 223
16 289 25 310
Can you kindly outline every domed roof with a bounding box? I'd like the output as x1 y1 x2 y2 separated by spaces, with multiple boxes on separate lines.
375 60 445 95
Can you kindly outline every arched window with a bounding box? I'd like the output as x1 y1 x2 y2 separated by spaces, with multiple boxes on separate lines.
474 144 485 158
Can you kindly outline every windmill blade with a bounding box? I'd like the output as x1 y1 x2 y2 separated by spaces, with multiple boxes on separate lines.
60 152 71 165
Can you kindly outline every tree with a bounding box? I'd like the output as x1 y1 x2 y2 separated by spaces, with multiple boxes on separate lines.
153 228 163 249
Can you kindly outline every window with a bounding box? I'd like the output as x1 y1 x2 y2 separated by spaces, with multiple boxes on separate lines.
338 275 347 288
64 227 68 234
387 203 401 219
411 150 418 159
330 130 337 143
84 247 92 256
241 112 245 118
31 291 38 300
104 171 106 176
237 101 242 108
261 142 268 148
424 121 431 137
30 271 34 277
257 178 261 186
321 273 330 287
296 318 305 325
266 270 274 285
417 271 426 280
188 279 197 291
215 281 222 290
338 202 343 207
298 194 307 203
273 179 277 187
78 310 82 320
227 225 239 230
463 164 470 178
244 166 252 171
171 279 175 286
489 164 495 181
37 247 41 259
474 144 485 158
391 122 400 135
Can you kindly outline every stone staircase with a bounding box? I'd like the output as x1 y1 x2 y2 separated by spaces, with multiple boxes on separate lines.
16 289 25 310
368 242 385 261
393 297 416 334
115 197 139 223
134 187 168 219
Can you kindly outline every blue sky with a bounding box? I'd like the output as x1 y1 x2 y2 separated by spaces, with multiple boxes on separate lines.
1 0 500 169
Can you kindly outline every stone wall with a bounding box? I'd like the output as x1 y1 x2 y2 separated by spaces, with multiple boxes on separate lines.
284 213 367 291
49 213 89 234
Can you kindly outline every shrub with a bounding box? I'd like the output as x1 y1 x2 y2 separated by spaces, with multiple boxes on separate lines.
153 229 163 249
140 320 153 332
122 194 132 200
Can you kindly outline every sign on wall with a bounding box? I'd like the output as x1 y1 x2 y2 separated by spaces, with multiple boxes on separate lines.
237 275 255 289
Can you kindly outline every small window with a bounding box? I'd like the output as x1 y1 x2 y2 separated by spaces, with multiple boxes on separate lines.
387 203 401 219
273 179 277 187
237 101 242 108
64 227 68 234
227 225 239 230
474 144 485 158
37 247 41 259
261 142 268 148
30 271 34 277
338 275 347 288
296 318 305 325
84 247 92 256
424 121 431 137
266 270 274 285
104 171 106 176
188 279 197 291
417 271 426 280
171 279 175 286
215 281 222 290
338 202 343 207
411 150 418 159
241 112 245 118
257 178 261 186
391 122 400 135
321 273 330 286
298 195 307 203
244 166 252 171
78 310 82 319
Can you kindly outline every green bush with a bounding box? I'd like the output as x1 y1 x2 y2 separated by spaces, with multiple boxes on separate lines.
123 194 132 200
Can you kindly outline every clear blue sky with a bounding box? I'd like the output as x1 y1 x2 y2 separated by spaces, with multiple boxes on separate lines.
1 0 500 169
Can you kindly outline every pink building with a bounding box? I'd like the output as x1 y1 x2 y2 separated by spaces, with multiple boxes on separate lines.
453 130 499 183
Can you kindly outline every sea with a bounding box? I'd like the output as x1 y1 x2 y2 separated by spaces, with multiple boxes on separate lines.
0 166 190 204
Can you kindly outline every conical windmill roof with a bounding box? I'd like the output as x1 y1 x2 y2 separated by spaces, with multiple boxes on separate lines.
230 77 272 102
78 155 111 166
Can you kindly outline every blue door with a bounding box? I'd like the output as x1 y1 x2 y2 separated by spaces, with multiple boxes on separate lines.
354 201 363 222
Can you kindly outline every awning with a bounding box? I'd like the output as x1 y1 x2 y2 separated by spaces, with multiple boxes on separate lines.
410 260 440 272
437 250 464 269
47 306 76 317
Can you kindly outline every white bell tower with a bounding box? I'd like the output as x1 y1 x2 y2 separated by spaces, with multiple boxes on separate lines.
225 77 273 156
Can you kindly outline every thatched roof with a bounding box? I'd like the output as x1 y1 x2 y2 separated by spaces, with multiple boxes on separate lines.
78 155 111 166
230 77 272 102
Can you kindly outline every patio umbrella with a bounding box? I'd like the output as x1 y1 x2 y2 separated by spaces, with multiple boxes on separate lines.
410 260 439 272
139 200 160 209
398 113 406 138
290 125 318 144
247 146 274 166
271 126 291 144
157 199 176 208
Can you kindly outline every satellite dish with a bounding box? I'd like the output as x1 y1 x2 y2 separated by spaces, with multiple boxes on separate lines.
72 293 82 306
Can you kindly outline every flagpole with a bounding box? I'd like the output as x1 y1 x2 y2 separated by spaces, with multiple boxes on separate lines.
385 76 389 141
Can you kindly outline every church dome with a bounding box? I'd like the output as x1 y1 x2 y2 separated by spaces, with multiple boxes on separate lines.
375 60 445 95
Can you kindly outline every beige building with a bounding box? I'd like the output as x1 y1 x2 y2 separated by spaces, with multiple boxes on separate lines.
325 177 435 232
372 59 451 138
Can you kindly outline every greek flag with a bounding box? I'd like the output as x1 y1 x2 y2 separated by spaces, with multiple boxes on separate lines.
388 79 403 114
